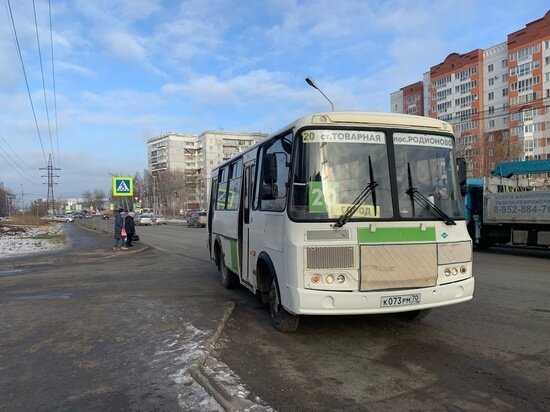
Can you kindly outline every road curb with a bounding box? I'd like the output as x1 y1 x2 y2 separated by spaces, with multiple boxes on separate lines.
189 302 257 412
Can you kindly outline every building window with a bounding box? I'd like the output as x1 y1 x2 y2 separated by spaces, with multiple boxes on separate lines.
488 64 494 72
489 120 495 128
501 59 508 68
488 92 494 101
488 106 495 114
502 88 508 96
488 78 494 86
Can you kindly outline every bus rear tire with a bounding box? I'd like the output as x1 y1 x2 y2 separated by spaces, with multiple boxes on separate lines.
269 278 300 332
221 260 239 289
398 309 431 321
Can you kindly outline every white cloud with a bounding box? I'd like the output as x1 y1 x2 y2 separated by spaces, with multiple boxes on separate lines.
100 30 147 61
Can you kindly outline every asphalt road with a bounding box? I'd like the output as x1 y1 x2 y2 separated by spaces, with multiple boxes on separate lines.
1 222 549 411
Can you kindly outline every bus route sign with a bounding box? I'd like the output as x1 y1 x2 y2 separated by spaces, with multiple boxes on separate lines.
112 176 134 197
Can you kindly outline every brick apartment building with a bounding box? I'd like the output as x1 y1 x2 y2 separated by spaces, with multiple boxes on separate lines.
391 10 550 178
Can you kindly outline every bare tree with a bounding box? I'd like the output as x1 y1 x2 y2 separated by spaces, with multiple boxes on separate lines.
93 189 106 211
82 190 94 211
482 131 523 176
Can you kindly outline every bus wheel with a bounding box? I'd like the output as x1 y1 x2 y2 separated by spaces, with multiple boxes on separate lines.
398 309 431 321
221 259 239 289
269 278 300 332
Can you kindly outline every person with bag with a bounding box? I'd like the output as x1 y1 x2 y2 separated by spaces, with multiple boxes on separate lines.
125 212 136 247
113 208 128 251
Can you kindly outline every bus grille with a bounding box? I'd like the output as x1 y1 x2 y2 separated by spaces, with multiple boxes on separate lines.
360 244 437 291
305 229 350 241
306 246 355 269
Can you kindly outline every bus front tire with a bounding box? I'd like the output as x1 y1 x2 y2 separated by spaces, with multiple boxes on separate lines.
398 309 431 321
221 261 239 289
269 278 300 332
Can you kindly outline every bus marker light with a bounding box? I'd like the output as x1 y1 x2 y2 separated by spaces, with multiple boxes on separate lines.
326 275 334 284
336 274 346 284
311 274 321 284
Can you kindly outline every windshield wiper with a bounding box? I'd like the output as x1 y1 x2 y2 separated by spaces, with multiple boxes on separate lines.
334 156 378 228
405 162 455 226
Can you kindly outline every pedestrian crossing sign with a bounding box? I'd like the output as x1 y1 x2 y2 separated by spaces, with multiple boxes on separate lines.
112 176 134 197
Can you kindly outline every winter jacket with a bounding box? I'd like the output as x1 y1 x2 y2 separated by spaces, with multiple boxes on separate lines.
114 213 123 238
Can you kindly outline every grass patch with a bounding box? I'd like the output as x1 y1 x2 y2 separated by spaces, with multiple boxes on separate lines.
11 215 49 226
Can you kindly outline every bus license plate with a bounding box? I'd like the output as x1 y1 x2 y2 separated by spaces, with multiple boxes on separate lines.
380 294 421 307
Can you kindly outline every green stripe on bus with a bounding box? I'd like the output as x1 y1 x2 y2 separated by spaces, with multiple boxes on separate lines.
230 240 239 273
358 227 436 243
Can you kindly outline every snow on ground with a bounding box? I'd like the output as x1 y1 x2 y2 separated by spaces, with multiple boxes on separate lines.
0 223 65 259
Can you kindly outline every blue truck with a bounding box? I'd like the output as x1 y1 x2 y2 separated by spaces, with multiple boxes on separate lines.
463 160 550 248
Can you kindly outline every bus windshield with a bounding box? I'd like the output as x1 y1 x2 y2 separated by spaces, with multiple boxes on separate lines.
394 132 464 219
289 129 464 222
289 129 393 220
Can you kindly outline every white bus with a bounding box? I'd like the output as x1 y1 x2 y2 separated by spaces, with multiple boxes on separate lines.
208 112 474 332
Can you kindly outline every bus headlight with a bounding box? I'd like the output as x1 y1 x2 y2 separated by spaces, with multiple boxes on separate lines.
460 265 467 274
311 274 321 284
326 274 334 284
336 274 346 284
444 268 451 277
451 267 459 276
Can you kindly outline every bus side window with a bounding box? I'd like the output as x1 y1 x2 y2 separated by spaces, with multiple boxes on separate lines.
216 166 229 210
227 159 243 210
259 135 292 211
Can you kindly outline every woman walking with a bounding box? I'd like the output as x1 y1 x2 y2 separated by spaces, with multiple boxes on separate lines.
113 208 128 251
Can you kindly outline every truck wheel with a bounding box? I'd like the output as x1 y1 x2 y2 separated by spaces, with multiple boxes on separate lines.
221 258 239 289
398 309 431 321
269 278 300 332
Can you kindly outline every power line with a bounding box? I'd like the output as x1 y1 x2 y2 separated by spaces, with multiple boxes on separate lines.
0 133 34 171
32 0 55 165
0 134 36 183
48 0 60 168
6 0 48 165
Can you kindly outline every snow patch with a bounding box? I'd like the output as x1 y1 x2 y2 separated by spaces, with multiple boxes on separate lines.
0 224 65 259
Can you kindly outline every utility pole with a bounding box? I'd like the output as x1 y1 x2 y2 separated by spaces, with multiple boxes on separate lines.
40 154 61 215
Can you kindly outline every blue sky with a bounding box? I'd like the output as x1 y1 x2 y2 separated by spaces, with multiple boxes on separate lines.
1 0 549 201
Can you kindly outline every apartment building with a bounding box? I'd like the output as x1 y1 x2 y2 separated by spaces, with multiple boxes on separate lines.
390 81 425 116
198 130 267 207
391 10 550 178
147 130 266 209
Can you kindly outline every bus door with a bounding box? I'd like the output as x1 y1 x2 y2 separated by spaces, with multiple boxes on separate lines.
241 163 255 284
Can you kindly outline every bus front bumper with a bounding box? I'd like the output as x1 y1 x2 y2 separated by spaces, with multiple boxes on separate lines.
285 277 475 315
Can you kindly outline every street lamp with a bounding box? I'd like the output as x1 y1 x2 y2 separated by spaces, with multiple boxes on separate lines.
144 170 157 214
305 77 334 111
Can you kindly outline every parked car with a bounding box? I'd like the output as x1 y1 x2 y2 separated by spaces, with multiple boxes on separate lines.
136 213 155 226
51 215 74 223
187 211 207 227
101 214 110 220
154 215 167 225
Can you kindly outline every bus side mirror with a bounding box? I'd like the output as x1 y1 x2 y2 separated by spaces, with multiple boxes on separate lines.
260 152 287 200
260 183 278 200
262 153 278 184
456 157 467 194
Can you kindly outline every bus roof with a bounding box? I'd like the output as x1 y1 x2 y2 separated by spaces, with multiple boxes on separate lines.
211 111 454 173
277 111 454 136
